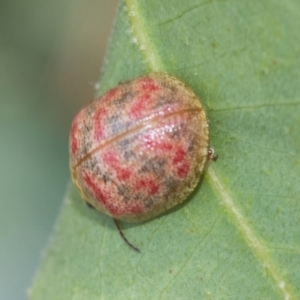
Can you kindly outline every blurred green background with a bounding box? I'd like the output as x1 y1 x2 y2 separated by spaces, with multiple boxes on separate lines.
0 1 117 299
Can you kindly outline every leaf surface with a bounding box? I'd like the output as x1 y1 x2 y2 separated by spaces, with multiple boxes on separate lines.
30 1 300 299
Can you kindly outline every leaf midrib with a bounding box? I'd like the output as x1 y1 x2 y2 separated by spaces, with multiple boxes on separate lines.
124 0 296 298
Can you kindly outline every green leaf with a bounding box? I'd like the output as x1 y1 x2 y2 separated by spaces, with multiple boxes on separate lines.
30 0 300 299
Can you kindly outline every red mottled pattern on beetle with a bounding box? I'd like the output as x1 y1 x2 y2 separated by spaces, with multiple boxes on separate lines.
138 76 160 92
102 150 132 181
69 73 209 222
83 172 145 216
93 107 107 141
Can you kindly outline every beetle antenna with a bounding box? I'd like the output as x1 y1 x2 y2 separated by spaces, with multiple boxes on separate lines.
113 219 141 253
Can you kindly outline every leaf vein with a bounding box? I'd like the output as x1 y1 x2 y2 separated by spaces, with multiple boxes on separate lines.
207 166 296 299
210 127 296 157
158 214 220 299
125 0 165 71
124 1 298 298
208 101 300 112
157 1 213 26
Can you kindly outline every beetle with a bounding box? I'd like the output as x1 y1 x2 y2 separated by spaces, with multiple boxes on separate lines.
69 73 214 251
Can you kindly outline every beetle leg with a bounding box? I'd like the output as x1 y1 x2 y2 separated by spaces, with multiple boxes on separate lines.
113 219 141 253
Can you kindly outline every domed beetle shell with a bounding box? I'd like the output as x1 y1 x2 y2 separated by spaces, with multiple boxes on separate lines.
69 73 209 222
